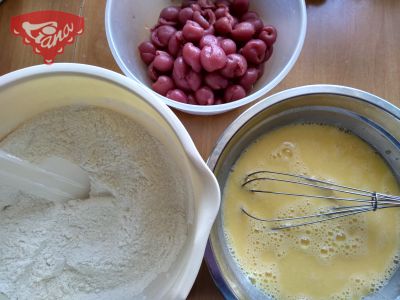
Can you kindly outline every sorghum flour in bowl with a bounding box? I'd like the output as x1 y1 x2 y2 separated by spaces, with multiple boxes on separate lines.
0 105 189 300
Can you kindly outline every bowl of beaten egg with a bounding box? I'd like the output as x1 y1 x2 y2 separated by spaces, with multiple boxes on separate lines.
206 85 400 299
0 64 220 300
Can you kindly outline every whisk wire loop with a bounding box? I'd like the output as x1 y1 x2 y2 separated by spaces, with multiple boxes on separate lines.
241 170 400 230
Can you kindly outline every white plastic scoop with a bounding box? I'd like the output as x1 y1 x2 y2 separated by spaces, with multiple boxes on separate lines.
0 149 90 203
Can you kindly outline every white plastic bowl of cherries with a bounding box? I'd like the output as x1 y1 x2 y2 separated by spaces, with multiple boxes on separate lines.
106 0 307 115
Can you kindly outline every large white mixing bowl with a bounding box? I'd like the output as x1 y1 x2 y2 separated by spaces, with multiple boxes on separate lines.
0 63 220 300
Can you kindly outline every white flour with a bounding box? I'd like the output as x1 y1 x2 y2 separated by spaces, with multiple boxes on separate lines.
0 106 189 300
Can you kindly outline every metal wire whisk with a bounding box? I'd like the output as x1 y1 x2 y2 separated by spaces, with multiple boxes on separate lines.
241 170 400 230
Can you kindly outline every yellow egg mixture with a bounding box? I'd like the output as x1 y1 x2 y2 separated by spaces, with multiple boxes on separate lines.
223 124 400 300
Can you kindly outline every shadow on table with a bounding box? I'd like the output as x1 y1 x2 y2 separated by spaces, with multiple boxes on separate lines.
306 0 326 7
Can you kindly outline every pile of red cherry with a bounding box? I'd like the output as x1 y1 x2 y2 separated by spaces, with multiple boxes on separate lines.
138 0 277 105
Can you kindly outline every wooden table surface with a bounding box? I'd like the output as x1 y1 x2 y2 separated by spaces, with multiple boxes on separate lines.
1 0 399 299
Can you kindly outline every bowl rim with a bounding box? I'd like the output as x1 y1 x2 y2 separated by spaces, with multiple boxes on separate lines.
0 62 221 299
0 63 205 167
104 0 308 115
207 84 400 169
205 84 400 299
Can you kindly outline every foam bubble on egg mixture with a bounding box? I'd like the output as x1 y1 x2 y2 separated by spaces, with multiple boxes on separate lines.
223 123 400 300
0 105 190 300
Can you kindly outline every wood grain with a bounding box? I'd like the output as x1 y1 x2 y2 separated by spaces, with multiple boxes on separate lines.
1 0 400 299
74 0 119 72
